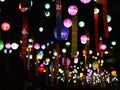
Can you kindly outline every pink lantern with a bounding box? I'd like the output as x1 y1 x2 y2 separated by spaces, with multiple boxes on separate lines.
1 22 10 31
80 0 91 4
100 44 107 50
5 43 11 49
68 5 78 16
63 18 72 28
80 35 88 44
34 43 40 50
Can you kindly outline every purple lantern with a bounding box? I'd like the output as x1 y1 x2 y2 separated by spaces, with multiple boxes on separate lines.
54 25 69 41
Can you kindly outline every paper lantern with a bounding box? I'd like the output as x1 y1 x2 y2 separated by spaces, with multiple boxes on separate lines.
68 5 78 16
80 0 91 4
100 44 107 50
111 70 117 76
92 61 99 69
0 40 4 51
1 22 10 31
80 35 88 44
34 43 40 50
19 3 29 12
54 25 69 41
5 43 11 49
63 18 72 28
38 64 45 73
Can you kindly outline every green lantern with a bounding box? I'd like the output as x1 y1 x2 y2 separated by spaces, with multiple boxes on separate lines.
0 40 4 51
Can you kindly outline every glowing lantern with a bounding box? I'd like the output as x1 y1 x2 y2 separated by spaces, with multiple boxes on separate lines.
80 0 91 4
111 70 117 76
34 43 40 50
38 64 45 73
19 3 28 12
68 5 78 16
1 22 10 31
63 18 72 28
0 40 4 51
11 43 19 50
54 25 69 41
45 3 50 9
5 43 11 49
100 44 107 50
80 35 88 44
92 61 99 69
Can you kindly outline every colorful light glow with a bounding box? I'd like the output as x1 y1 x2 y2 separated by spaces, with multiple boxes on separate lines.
80 0 91 4
78 21 85 27
0 40 4 51
54 25 69 41
68 5 78 16
19 3 28 12
45 3 50 9
11 43 19 50
5 43 11 49
34 43 40 50
80 35 88 44
1 22 10 31
63 18 72 28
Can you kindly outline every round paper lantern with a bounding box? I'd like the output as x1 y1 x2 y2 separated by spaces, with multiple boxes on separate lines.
63 18 72 28
19 3 28 12
38 64 45 73
5 43 11 49
80 0 91 4
0 40 4 51
1 22 10 31
111 70 117 76
68 5 78 16
34 43 40 50
54 25 69 41
80 35 88 44
92 61 99 69
100 44 107 50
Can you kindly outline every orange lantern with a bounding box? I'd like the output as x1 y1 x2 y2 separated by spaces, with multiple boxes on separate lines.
111 70 117 76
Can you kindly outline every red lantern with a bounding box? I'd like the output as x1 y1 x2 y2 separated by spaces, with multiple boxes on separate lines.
1 22 10 31
38 65 45 73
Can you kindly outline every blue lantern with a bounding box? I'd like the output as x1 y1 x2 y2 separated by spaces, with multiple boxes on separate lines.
54 25 69 41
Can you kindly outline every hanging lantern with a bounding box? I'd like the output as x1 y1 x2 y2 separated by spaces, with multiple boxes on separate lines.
63 18 72 28
80 35 88 44
54 25 69 41
0 40 4 51
68 5 78 16
1 22 10 31
19 3 29 12
111 70 117 76
80 0 91 4
38 64 45 73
